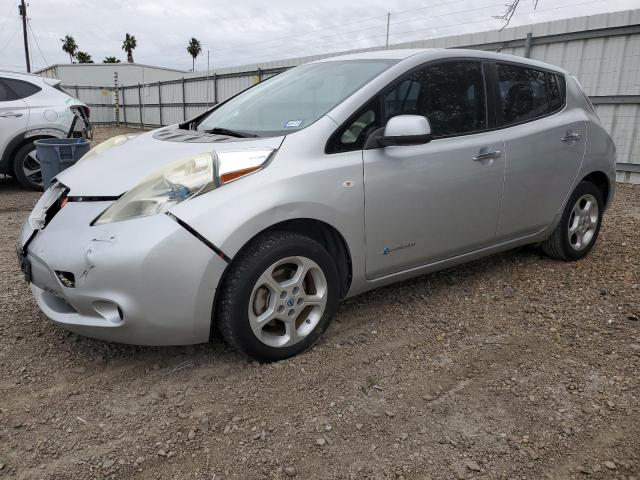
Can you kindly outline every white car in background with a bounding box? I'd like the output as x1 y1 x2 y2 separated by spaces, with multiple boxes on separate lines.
0 71 92 190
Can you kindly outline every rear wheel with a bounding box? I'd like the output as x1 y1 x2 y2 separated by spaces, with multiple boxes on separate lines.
216 231 339 362
541 181 603 261
13 142 43 190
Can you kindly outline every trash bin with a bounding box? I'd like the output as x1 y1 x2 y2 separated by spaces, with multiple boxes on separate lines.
34 138 91 188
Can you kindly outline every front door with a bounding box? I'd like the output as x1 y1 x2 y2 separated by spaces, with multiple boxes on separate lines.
361 61 506 278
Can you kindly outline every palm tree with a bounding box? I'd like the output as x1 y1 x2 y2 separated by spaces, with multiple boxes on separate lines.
186 37 202 72
103 56 121 63
122 33 137 63
76 51 93 63
60 35 78 63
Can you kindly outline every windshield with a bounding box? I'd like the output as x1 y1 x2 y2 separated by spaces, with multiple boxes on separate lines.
196 59 398 137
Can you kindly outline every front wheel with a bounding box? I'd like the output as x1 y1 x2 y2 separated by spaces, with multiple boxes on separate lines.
541 181 604 261
215 231 340 362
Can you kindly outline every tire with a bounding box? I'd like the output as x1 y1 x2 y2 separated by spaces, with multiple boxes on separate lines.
541 181 604 261
216 231 340 362
13 142 43 190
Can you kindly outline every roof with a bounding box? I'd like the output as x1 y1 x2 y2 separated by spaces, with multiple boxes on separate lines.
313 47 569 75
34 62 189 74
311 49 435 62
0 69 59 80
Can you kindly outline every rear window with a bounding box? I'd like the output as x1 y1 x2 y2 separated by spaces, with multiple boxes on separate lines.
3 78 41 99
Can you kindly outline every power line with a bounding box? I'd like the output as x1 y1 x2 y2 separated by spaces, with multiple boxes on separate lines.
211 0 474 56
0 0 16 34
212 1 507 61
27 19 49 67
212 0 606 66
0 20 20 53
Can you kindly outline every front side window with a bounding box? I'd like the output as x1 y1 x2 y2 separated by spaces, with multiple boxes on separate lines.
327 60 487 153
496 64 549 125
196 60 397 137
3 78 41 99
384 61 487 137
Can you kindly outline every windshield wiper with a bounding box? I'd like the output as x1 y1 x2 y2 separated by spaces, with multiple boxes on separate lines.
204 127 257 138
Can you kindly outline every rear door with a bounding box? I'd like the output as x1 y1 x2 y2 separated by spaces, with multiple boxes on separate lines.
493 63 586 240
0 78 30 160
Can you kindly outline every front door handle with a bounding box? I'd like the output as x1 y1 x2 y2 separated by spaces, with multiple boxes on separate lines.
561 131 582 142
0 112 23 118
473 150 502 161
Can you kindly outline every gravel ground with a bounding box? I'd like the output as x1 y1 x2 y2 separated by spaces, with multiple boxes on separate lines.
0 127 639 479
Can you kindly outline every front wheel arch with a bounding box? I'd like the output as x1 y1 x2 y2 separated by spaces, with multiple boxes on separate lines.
209 218 352 340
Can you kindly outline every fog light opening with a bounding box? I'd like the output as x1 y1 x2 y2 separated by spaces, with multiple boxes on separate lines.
92 300 125 324
55 270 76 288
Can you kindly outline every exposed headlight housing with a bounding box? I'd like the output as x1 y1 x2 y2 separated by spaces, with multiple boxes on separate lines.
79 134 134 163
93 148 274 225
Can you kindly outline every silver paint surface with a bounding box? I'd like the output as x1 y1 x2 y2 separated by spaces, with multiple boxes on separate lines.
21 49 616 345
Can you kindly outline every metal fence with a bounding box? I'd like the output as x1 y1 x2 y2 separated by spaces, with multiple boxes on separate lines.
62 10 640 183
64 66 286 128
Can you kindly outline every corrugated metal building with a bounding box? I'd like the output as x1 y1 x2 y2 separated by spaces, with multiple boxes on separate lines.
36 63 189 87
64 9 640 182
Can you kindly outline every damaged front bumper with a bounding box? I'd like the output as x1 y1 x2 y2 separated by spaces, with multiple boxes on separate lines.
19 200 227 345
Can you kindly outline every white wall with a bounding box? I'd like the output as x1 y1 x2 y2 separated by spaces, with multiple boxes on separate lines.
36 63 189 87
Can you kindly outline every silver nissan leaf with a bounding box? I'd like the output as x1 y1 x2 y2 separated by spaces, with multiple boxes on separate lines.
19 49 616 361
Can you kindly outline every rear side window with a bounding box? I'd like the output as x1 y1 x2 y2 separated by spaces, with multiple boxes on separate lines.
3 78 41 99
496 64 548 125
0 79 18 101
547 72 566 113
496 64 566 126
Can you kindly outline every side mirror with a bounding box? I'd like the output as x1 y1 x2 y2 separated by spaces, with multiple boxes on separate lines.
378 115 432 147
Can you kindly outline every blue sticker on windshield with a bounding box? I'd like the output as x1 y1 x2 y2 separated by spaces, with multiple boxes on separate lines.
284 120 303 128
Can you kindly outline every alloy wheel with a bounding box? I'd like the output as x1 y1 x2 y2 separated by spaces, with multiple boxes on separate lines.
22 148 43 187
248 256 328 348
567 193 599 251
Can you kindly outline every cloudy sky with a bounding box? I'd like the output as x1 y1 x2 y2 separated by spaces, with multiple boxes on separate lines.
0 0 637 73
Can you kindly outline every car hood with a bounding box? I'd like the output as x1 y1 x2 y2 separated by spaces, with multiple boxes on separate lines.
56 128 285 197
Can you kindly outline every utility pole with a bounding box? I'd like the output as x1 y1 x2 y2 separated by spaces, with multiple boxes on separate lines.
385 12 390 48
206 49 210 109
113 72 120 126
19 0 31 72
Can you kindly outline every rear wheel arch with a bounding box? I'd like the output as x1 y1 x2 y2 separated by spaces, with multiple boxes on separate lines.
10 134 62 190
581 171 611 208
4 133 59 171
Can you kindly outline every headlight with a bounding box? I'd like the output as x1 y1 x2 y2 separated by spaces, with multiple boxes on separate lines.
93 148 274 225
79 134 134 163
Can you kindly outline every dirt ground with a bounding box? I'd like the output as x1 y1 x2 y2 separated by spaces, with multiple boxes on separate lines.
0 127 638 480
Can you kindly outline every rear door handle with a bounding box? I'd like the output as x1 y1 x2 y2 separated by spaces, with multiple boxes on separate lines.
473 150 502 161
0 112 23 118
561 131 582 142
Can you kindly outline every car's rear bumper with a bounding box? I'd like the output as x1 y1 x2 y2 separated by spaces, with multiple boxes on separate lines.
22 201 227 345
